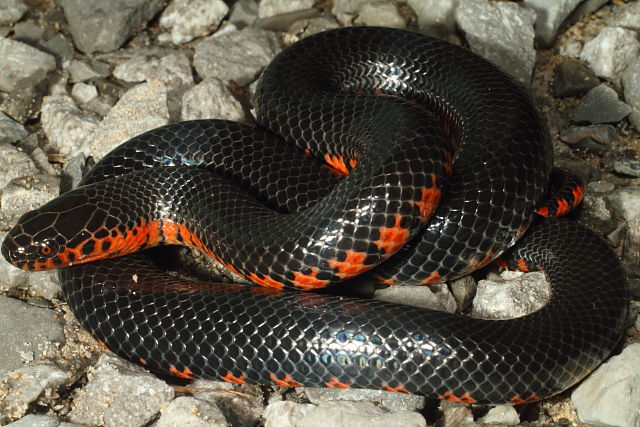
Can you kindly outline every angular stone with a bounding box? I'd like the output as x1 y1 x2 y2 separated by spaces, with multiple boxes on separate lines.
580 26 640 84
159 0 229 44
0 37 56 92
552 58 599 98
570 84 632 124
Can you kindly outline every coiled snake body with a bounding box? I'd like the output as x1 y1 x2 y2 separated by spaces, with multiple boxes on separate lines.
2 27 628 404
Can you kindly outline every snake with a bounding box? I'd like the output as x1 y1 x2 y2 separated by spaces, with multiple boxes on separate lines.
1 27 629 405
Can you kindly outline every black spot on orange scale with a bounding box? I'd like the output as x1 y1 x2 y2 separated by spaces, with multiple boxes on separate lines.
382 382 411 393
81 238 96 256
373 214 410 255
221 371 245 384
169 365 196 380
325 377 350 389
510 394 540 405
248 272 285 289
269 373 302 387
328 250 369 279
439 391 476 404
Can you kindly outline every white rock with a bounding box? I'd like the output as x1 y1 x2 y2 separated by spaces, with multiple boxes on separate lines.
0 0 27 25
181 78 245 122
478 404 520 425
580 26 640 84
374 283 456 313
263 401 315 427
258 0 314 19
160 0 229 44
0 37 56 92
112 51 194 88
71 82 99 104
472 271 548 319
86 79 169 160
572 344 640 427
40 95 99 157
355 0 406 29
155 396 227 426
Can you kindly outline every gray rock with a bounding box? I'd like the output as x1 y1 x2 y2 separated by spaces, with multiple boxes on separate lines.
523 0 582 46
472 271 549 319
6 414 83 426
258 0 314 19
0 363 71 424
374 283 456 313
292 401 427 427
159 0 229 44
288 16 340 38
155 396 228 426
70 82 98 105
0 111 27 143
27 270 61 301
354 0 405 29
0 82 46 123
113 51 194 88
0 143 37 189
570 84 632 124
40 95 100 157
607 187 640 225
0 296 65 373
181 78 245 122
83 94 116 117
193 27 281 86
580 182 618 234
0 231 30 291
67 353 174 426
572 343 640 427
1 174 60 220
614 157 640 177
0 0 27 25
262 401 315 427
612 0 640 32
621 58 640 132
256 8 321 32
580 26 640 85
478 404 520 425
552 58 600 98
229 0 259 28
303 387 426 412
439 402 474 427
407 0 458 37
86 79 169 159
558 124 618 146
455 0 537 87
41 33 74 65
192 380 264 426
0 37 56 92
13 21 45 44
449 276 476 312
67 59 111 83
59 0 165 53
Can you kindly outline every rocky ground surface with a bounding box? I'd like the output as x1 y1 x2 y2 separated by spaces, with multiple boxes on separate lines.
0 0 639 426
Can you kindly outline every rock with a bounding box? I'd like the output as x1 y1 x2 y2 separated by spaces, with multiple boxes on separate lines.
258 0 314 19
552 58 600 98
0 143 37 189
263 401 315 427
0 0 27 25
472 271 549 319
27 270 61 301
580 26 640 85
478 404 520 425
193 27 281 86
439 402 475 427
155 396 228 426
113 51 194 88
523 0 582 46
612 0 640 32
0 363 71 424
407 0 458 37
570 84 632 124
621 58 640 132
354 1 406 29
59 0 165 53
67 353 175 426
614 157 640 177
1 174 61 220
70 82 99 105
5 414 72 426
292 400 426 427
87 79 169 159
41 33 75 65
455 0 537 87
256 8 321 32
558 124 618 146
159 0 229 44
0 111 28 143
192 380 265 426
0 297 65 373
572 344 640 427
288 16 340 38
181 78 245 122
228 0 259 28
374 283 456 313
12 21 45 44
303 387 426 412
67 59 111 83
0 37 56 92
580 181 618 234
40 95 100 157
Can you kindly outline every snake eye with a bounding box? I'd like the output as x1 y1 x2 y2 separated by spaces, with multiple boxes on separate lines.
38 240 59 257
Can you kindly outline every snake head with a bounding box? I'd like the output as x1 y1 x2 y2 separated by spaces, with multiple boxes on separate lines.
2 192 99 270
